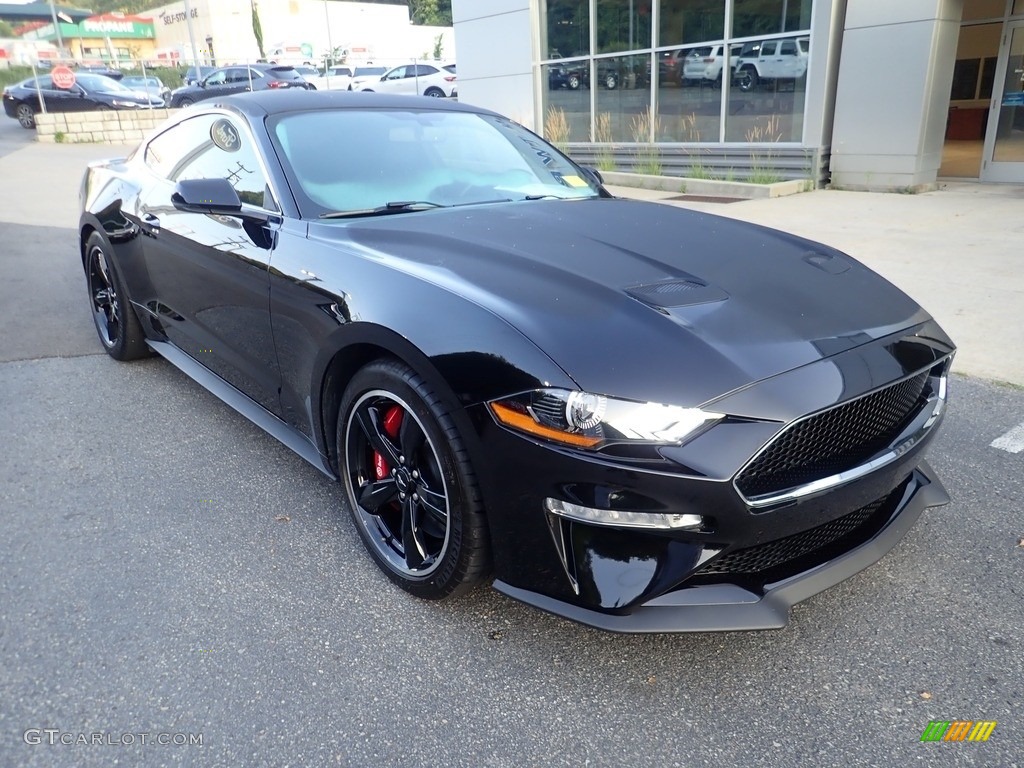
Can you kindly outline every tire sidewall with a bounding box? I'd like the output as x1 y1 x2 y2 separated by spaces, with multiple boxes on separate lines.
85 231 148 360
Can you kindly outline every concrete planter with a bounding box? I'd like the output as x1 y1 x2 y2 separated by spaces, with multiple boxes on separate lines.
600 170 810 200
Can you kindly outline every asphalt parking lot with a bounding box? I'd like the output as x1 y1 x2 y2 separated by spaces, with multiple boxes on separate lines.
0 115 1021 767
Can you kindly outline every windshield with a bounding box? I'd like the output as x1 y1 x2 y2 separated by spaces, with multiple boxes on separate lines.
76 74 133 94
272 109 600 218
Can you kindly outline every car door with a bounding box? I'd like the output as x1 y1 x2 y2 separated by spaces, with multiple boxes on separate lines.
196 68 236 99
134 113 283 414
377 66 407 93
25 75 77 114
777 39 801 79
412 64 440 95
758 41 780 79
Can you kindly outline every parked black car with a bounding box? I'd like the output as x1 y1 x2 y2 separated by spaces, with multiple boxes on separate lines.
3 73 164 129
78 91 954 632
548 61 620 90
169 64 312 107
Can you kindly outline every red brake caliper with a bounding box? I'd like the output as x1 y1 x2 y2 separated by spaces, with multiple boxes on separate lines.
373 405 404 481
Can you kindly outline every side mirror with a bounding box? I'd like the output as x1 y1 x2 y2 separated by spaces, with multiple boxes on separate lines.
172 178 242 214
580 166 604 187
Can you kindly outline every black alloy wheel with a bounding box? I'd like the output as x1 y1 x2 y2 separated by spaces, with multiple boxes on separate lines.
84 232 148 361
339 360 490 599
737 67 758 92
15 103 35 129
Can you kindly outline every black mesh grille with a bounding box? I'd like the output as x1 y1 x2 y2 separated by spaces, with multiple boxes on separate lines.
736 372 930 499
697 491 895 578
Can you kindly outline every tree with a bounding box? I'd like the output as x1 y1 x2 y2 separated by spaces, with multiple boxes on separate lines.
251 0 265 59
0 20 15 38
409 0 452 27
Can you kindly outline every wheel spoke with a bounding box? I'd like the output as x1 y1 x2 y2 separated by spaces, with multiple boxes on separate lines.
416 485 448 525
355 405 401 466
398 413 425 461
401 498 427 569
357 477 398 513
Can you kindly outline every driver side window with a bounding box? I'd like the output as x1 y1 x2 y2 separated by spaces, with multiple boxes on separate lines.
144 115 276 211
205 70 227 86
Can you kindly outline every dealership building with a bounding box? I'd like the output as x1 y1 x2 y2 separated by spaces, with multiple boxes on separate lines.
452 0 1024 189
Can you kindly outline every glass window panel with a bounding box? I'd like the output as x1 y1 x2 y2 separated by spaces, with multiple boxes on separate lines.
659 0 725 47
543 0 591 59
543 62 593 143
656 44 723 142
963 0 1010 21
595 54 652 140
1015 0 1024 14
597 0 653 54
733 0 812 38
993 25 1024 162
726 35 808 143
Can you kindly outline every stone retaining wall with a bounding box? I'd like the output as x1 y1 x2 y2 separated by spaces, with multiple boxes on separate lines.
35 109 183 144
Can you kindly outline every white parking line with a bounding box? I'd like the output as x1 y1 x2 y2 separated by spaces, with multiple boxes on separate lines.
991 422 1024 454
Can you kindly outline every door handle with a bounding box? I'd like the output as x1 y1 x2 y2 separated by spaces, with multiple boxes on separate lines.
140 212 160 237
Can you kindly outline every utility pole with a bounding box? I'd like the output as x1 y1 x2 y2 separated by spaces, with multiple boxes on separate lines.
183 0 202 69
47 0 64 55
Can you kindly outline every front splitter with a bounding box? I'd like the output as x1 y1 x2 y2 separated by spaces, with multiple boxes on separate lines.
493 462 949 633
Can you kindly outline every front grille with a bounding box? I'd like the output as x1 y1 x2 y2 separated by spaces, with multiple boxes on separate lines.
735 372 930 499
696 485 902 579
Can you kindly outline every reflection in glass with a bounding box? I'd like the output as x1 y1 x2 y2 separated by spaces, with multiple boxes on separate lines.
656 46 722 142
733 0 812 38
993 26 1024 162
659 0 725 47
595 54 653 140
726 36 807 143
543 62 593 143
597 0 653 53
543 0 590 58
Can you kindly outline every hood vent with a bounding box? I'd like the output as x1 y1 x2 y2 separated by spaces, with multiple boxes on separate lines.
626 278 729 309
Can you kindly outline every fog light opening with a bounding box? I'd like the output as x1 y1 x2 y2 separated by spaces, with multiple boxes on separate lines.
544 498 705 531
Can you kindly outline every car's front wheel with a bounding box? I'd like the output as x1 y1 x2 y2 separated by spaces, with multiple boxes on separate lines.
84 232 149 360
338 360 490 599
15 103 35 129
423 87 445 97
177 96 194 107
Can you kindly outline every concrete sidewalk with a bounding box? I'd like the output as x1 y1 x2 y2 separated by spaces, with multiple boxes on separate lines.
2 139 1019 386
609 182 1024 387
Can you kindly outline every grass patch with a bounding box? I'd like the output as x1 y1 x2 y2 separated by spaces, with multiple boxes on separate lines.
594 112 616 172
54 131 65 143
630 108 662 176
544 107 570 155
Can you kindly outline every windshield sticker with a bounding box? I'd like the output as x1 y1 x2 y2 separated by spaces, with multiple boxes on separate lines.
211 119 241 152
561 175 588 188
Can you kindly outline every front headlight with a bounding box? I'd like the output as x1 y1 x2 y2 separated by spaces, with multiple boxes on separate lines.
489 389 723 451
110 100 140 108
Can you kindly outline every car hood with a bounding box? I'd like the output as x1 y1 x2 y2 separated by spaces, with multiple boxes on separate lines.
321 198 931 407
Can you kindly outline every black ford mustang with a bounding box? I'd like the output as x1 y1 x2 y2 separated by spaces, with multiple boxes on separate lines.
79 92 954 632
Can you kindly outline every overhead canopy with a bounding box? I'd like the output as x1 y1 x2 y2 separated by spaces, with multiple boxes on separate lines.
0 3 93 23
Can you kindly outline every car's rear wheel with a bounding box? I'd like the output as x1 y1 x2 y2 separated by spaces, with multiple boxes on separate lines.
178 96 194 107
15 103 35 129
568 74 581 90
84 232 149 361
423 87 445 97
604 73 618 90
338 360 490 599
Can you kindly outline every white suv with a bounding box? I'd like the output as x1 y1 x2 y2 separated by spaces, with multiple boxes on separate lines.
734 37 808 92
680 44 742 86
359 63 457 98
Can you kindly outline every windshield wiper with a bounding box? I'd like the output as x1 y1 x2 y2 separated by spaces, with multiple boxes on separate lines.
523 194 574 201
320 200 447 219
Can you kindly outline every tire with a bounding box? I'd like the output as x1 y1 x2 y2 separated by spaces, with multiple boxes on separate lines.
423 87 445 98
15 103 35 129
567 74 581 90
177 96 194 107
84 232 149 361
338 359 490 600
604 73 618 90
737 67 758 92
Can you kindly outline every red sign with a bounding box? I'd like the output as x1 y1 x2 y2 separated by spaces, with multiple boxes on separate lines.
51 66 76 90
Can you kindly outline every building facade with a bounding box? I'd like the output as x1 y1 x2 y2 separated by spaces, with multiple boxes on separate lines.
19 14 158 64
452 0 1024 189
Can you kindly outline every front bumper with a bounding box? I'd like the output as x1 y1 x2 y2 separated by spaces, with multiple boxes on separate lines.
495 462 947 632
470 320 955 632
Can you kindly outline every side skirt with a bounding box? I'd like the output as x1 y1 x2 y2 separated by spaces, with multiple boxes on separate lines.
147 339 336 480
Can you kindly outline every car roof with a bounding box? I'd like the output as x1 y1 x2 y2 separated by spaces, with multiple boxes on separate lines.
207 90 497 119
